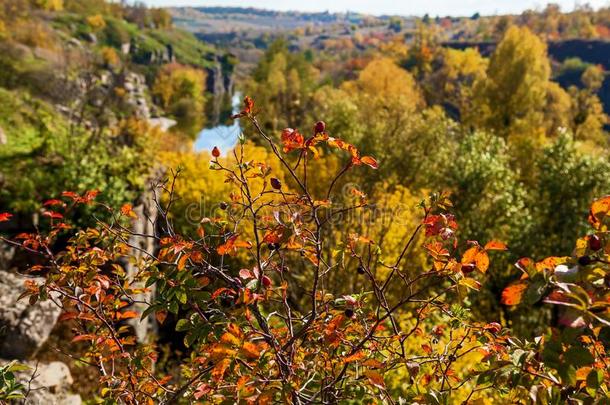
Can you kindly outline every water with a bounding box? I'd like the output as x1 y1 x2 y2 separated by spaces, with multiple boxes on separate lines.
194 92 242 154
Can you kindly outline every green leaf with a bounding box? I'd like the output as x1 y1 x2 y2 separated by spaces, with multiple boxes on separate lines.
176 289 187 304
145 276 158 288
7 363 30 373
169 300 179 314
563 346 594 368
586 368 602 390
175 319 191 332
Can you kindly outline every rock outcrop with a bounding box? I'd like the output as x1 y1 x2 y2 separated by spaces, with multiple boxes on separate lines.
122 72 151 119
0 271 61 359
9 360 82 405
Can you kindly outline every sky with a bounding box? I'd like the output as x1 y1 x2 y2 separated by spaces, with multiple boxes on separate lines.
139 0 609 17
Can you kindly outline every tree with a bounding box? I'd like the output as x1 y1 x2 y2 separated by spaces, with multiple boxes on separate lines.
470 26 551 146
569 65 608 145
150 8 172 29
247 39 319 133
31 0 63 11
153 63 207 138
424 47 488 120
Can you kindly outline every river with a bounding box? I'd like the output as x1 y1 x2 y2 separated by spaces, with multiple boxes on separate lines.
194 92 242 154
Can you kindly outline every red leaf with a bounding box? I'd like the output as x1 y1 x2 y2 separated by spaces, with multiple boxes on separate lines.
72 334 95 342
0 212 12 222
243 96 254 114
239 269 253 280
42 211 63 220
194 383 211 399
281 128 305 153
61 191 79 200
82 190 99 203
43 199 64 207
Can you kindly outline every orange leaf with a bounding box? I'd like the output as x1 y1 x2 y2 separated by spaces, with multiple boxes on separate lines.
535 256 567 272
501 282 528 306
589 195 610 230
177 254 189 271
220 332 241 346
344 351 366 363
263 227 284 244
211 358 231 382
461 246 479 264
475 250 490 273
425 241 449 258
61 191 79 200
227 323 243 339
120 203 137 218
359 156 379 169
43 199 64 207
240 342 261 359
72 334 95 342
364 370 385 389
217 235 251 255
484 240 508 251
58 312 79 321
155 310 168 324
118 310 138 320
362 358 384 369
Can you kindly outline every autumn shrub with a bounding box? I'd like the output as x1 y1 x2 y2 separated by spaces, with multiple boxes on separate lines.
2 97 610 403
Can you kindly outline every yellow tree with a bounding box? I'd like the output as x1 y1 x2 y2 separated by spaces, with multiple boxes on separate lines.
153 63 207 138
426 47 488 121
32 0 63 11
471 26 551 142
570 65 608 145
340 57 424 164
